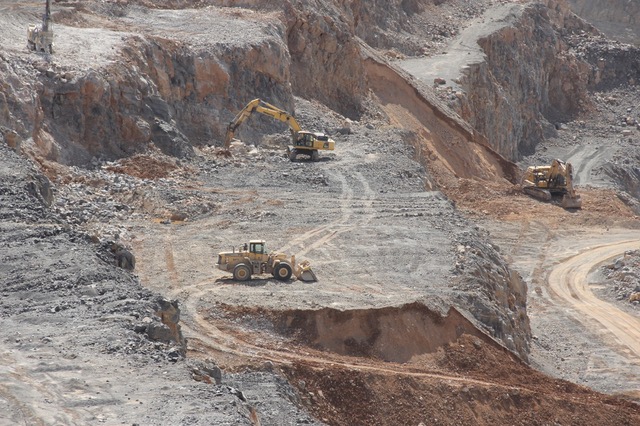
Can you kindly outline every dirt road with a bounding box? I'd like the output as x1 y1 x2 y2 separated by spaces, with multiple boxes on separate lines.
548 237 640 360
398 2 524 92
481 222 640 396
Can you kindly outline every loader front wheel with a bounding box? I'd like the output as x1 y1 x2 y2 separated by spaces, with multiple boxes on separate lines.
273 263 292 281
233 264 251 281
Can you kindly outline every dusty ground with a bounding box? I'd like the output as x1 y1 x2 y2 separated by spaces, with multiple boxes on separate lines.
1 0 640 425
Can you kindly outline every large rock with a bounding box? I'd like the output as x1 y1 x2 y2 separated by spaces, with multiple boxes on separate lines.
151 118 195 159
26 173 54 207
149 298 187 354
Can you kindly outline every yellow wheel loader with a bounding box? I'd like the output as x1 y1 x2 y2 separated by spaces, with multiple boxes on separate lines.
223 99 335 161
27 0 54 54
522 159 582 209
217 240 317 282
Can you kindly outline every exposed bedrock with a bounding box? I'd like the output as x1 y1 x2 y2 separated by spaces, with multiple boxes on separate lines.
569 0 640 44
457 1 594 160
0 28 292 165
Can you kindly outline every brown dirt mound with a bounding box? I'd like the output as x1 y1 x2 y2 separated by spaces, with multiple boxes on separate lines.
254 303 493 363
104 153 178 179
205 303 640 425
281 332 640 426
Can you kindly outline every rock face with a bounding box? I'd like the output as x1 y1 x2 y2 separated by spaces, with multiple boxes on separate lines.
457 1 594 160
569 0 640 44
454 239 531 360
0 11 293 165
56 36 288 164
571 36 640 89
0 1 370 164
282 1 367 119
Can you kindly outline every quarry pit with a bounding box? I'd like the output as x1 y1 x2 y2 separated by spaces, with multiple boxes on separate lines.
1 1 640 425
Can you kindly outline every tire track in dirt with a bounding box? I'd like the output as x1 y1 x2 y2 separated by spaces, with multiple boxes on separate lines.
530 222 555 294
164 228 180 288
0 350 81 426
275 170 354 255
270 168 378 260
548 239 640 360
293 171 376 258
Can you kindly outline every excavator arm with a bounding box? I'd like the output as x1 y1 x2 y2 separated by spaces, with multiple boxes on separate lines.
43 0 52 33
223 99 301 149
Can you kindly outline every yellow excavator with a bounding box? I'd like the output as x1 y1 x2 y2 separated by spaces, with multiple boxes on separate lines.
522 159 582 209
223 99 335 161
217 240 317 282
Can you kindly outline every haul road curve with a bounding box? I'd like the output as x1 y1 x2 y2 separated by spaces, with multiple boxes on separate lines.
486 223 640 396
548 239 640 360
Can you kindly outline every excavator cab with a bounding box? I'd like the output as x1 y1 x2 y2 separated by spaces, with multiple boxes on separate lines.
248 240 267 259
249 241 265 254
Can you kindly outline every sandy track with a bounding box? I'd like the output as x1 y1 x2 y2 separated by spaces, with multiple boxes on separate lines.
548 239 640 360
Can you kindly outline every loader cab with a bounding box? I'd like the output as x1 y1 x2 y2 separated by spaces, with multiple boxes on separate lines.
249 240 266 255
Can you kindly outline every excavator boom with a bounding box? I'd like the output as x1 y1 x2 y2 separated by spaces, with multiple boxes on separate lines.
27 0 54 54
223 99 301 149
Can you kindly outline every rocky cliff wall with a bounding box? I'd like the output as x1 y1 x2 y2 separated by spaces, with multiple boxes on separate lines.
0 0 372 164
0 19 292 165
281 0 366 119
569 0 640 44
456 1 594 160
568 33 640 90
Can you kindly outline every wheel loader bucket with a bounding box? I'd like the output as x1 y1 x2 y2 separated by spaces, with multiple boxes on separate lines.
294 260 317 282
561 194 582 209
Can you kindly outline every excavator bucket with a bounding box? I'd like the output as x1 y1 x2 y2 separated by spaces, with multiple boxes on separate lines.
294 260 317 282
561 194 582 209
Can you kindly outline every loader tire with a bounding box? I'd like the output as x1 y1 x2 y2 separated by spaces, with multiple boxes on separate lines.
233 264 251 281
273 263 292 281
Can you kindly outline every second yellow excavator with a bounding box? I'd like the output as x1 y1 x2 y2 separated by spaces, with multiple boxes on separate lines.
522 159 582 209
223 99 335 161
